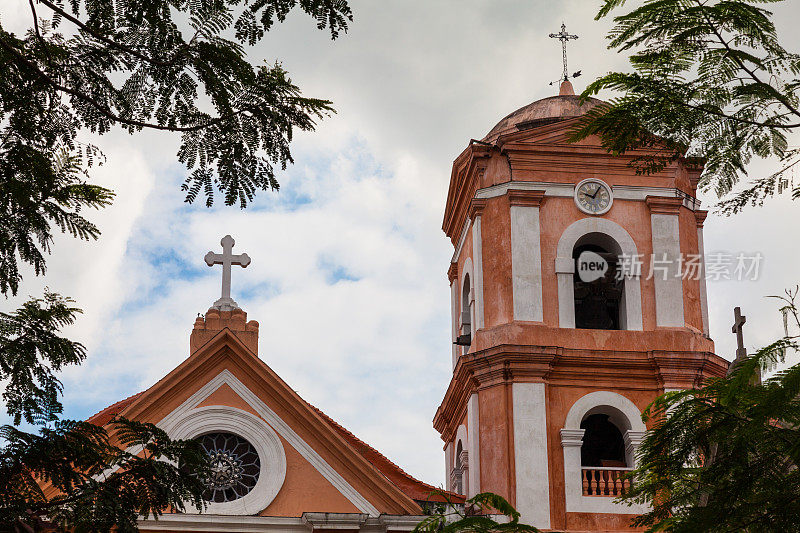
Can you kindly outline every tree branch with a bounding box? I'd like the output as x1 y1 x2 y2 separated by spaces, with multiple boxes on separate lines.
694 0 800 122
0 37 251 134
37 0 180 68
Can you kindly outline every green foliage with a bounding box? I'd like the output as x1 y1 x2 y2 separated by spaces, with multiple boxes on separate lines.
0 144 113 297
574 0 800 215
0 0 351 292
621 289 800 531
414 493 539 533
0 294 214 532
0 1 353 530
0 290 86 425
0 417 211 532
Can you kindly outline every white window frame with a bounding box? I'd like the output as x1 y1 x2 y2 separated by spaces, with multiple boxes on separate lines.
560 391 648 514
554 218 643 331
167 405 287 515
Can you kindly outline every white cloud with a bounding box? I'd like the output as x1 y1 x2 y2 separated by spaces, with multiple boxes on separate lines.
3 0 800 488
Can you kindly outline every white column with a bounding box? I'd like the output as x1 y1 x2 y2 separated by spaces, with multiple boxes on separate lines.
560 428 585 512
623 430 646 468
650 212 685 327
555 257 575 328
513 383 551 529
511 205 544 322
471 217 485 329
466 394 481 497
444 442 453 492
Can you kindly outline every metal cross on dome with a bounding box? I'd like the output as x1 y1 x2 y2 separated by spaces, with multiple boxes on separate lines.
549 22 579 83
205 235 251 311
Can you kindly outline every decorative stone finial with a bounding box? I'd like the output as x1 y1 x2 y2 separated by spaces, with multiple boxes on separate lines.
559 79 575 96
205 235 250 311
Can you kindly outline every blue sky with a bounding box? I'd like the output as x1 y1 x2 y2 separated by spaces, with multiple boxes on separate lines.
3 0 800 486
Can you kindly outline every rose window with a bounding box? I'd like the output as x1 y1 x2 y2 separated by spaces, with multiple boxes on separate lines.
197 432 261 503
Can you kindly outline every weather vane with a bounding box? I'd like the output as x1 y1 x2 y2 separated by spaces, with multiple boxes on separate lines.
549 22 581 85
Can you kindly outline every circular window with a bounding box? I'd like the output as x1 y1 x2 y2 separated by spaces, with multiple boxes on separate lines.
198 432 261 503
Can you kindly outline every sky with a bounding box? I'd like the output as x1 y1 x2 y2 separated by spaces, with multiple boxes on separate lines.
3 0 800 488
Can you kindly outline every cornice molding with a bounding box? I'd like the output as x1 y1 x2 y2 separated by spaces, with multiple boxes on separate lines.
694 209 709 228
138 513 430 532
646 195 683 215
435 343 728 443
507 189 545 207
447 262 458 283
467 198 487 220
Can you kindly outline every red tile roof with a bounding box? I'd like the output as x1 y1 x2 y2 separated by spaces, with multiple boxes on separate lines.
306 403 464 504
86 391 144 426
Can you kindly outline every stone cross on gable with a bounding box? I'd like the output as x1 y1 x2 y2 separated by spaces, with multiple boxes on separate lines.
732 306 747 360
205 235 250 311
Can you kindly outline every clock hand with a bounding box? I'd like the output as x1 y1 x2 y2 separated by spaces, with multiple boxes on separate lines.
590 186 601 199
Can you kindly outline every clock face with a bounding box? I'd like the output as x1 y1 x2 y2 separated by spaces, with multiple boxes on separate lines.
575 179 613 215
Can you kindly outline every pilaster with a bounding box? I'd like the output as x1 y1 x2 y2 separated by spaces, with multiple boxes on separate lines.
509 190 545 322
646 196 685 327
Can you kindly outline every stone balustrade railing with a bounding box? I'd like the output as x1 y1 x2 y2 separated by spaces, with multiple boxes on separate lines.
581 467 633 497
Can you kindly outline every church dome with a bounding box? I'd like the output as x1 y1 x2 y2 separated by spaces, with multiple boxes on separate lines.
483 81 604 143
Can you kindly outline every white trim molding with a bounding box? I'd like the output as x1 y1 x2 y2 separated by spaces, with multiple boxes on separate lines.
555 218 643 330
650 213 685 327
169 406 286 515
510 205 544 321
158 370 380 516
475 181 700 211
471 217 485 330
512 383 550 529
466 395 481 497
138 513 429 533
450 277 459 368
561 391 648 515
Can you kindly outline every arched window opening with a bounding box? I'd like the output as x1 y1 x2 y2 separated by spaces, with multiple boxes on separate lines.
573 233 624 330
453 440 465 494
456 275 472 351
580 414 626 468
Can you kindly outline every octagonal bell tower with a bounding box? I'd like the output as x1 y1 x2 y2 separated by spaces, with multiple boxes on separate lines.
433 81 729 532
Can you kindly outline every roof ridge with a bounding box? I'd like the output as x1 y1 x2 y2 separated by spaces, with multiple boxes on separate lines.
86 391 144 426
304 402 464 502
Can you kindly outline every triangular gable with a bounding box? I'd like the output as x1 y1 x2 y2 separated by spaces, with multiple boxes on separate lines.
106 326 424 516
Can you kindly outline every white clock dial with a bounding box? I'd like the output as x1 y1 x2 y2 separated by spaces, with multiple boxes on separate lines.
574 179 613 215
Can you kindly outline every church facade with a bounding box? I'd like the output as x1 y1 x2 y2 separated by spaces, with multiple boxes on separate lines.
87 80 728 532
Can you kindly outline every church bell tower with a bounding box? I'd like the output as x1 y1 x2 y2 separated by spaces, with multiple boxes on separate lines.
433 78 728 531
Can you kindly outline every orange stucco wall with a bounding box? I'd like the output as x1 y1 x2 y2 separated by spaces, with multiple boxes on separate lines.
478 384 514 502
196 382 360 516
481 195 514 328
679 206 704 331
120 348 416 516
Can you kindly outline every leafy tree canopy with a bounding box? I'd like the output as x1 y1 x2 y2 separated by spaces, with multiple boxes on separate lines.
573 0 800 215
1 0 352 295
414 492 539 533
621 289 800 532
0 1 352 530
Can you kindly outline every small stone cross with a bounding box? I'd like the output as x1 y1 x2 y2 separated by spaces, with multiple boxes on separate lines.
732 306 747 360
205 235 250 311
